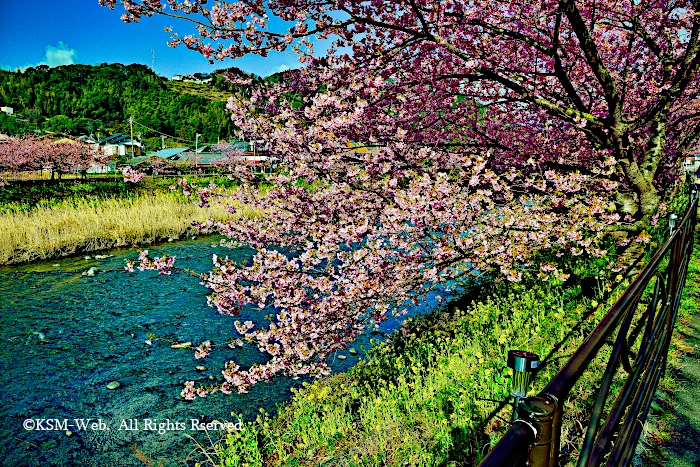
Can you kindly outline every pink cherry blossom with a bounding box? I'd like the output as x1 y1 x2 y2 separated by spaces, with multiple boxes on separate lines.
106 0 700 397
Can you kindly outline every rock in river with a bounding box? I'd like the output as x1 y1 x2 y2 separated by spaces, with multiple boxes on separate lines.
171 342 193 349
106 381 121 390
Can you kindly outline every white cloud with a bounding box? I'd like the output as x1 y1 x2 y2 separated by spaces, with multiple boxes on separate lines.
269 64 293 75
42 42 79 67
2 42 80 71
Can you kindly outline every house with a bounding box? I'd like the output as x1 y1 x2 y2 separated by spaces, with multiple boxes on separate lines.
684 155 700 179
99 133 142 157
0 106 13 115
86 161 115 174
122 148 191 174
174 141 277 171
76 135 98 145
170 74 212 85
118 141 276 173
149 147 191 160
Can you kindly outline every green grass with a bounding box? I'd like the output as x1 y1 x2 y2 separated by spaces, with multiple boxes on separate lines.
0 174 241 214
200 204 698 467
199 258 631 467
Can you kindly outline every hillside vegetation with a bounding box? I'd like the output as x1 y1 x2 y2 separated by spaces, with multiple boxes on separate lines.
165 81 232 102
0 63 281 146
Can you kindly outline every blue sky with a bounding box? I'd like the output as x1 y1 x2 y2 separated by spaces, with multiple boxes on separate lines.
0 0 303 77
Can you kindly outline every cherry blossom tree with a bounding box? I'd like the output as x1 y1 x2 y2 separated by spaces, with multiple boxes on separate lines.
0 135 98 180
102 0 700 395
0 135 44 177
40 139 98 179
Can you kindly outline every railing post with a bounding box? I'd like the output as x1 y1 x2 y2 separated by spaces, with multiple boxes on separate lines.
541 393 562 467
518 396 556 467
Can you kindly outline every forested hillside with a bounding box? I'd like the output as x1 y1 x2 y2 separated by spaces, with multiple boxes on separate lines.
0 63 251 147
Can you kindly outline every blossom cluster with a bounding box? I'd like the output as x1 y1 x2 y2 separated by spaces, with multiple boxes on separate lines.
125 250 176 275
122 166 145 183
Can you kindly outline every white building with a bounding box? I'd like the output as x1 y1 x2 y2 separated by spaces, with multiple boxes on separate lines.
98 133 142 157
0 106 13 115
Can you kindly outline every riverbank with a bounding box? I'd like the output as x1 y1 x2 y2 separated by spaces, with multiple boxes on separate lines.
0 176 258 265
0 191 256 265
209 260 627 466
211 227 697 467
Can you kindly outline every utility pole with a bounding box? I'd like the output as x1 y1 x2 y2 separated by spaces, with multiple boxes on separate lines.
129 116 134 156
161 135 165 150
195 133 201 154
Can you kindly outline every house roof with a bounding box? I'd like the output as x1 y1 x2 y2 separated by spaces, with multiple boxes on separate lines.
177 151 275 166
178 152 229 165
99 133 126 144
196 145 215 153
99 133 140 145
149 147 190 159
216 141 253 152
76 135 98 144
124 155 149 166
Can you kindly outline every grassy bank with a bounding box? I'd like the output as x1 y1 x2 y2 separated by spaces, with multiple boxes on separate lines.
205 231 697 467
202 256 631 467
0 191 254 265
0 174 241 213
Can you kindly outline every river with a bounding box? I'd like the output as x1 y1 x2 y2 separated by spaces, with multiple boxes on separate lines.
0 236 376 467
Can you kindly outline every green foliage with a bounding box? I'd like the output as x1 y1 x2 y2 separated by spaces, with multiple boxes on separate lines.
0 112 32 134
0 63 238 143
212 423 265 467
210 253 620 467
0 178 127 213
0 174 238 213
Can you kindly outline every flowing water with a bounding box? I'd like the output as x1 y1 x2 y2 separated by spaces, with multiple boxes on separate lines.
0 237 377 467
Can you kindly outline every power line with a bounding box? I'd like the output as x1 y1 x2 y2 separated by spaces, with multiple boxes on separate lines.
129 118 193 143
129 117 219 146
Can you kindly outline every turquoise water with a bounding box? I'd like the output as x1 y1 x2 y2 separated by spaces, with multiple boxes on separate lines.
0 236 444 467
0 237 366 467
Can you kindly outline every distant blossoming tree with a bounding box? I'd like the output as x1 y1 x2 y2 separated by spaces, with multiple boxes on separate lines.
122 165 145 183
101 0 700 395
0 135 97 180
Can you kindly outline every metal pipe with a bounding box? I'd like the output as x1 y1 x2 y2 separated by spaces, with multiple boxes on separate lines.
520 397 556 467
478 423 535 467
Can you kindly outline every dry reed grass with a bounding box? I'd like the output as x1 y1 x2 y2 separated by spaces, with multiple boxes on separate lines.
0 192 255 265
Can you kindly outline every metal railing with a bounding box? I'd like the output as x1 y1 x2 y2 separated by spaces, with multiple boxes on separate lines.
479 185 698 467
